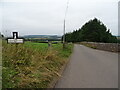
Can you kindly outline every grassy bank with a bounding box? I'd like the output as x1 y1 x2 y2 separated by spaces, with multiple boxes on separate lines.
80 42 97 49
2 41 73 88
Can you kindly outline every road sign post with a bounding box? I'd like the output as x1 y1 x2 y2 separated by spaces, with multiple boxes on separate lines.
7 32 24 61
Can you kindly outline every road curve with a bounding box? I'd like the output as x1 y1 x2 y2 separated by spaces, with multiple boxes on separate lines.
55 44 118 88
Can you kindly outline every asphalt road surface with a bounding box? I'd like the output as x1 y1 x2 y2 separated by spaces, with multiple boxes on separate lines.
55 44 118 88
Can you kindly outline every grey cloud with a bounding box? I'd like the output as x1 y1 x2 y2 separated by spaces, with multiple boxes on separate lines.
1 0 119 36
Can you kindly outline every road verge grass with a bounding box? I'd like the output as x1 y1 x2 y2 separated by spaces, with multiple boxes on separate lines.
2 41 73 88
80 42 97 49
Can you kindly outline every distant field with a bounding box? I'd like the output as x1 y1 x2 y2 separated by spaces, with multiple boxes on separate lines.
25 42 48 52
2 41 73 88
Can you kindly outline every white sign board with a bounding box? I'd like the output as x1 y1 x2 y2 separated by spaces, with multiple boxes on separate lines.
7 32 24 44
7 39 24 44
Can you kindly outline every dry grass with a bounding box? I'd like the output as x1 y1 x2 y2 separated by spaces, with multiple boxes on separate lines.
2 41 73 88
80 42 97 49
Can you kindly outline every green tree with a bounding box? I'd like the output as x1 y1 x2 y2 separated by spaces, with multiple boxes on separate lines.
64 18 117 43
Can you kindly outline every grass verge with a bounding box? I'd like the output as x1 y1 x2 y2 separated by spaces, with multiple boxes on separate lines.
80 42 97 49
2 41 73 88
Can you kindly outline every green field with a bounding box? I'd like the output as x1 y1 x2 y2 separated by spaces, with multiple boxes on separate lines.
2 41 73 88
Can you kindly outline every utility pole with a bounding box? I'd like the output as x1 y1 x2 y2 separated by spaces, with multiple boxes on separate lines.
63 19 66 49
63 0 70 49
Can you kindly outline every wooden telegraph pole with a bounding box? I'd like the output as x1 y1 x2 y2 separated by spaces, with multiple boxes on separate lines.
63 0 70 49
63 19 66 49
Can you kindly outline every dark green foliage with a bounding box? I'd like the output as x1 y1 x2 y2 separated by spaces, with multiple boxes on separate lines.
64 18 117 43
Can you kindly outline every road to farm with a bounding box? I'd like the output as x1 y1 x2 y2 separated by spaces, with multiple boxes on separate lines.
55 44 118 88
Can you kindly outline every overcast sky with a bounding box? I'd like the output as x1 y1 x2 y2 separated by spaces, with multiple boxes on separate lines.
0 0 119 36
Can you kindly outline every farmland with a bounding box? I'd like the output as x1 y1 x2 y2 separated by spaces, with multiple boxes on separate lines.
2 41 73 88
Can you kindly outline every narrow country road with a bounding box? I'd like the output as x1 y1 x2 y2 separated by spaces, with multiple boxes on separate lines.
55 44 118 88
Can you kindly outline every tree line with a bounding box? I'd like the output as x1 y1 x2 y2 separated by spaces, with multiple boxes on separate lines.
63 18 117 43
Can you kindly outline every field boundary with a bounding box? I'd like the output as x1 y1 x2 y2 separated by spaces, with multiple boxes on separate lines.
80 42 120 52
